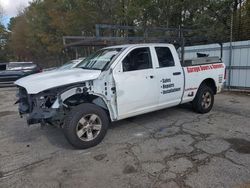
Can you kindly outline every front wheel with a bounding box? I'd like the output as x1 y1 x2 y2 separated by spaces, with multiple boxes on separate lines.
192 85 214 114
63 103 109 149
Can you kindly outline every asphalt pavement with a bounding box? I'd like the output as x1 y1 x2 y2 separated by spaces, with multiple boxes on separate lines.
0 88 250 188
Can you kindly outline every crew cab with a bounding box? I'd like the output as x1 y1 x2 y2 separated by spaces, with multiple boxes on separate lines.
15 44 225 149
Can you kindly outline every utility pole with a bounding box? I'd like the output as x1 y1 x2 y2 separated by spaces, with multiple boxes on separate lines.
228 13 234 90
238 0 242 40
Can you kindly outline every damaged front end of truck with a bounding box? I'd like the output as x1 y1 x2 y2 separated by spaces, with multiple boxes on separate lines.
14 66 107 126
16 83 91 126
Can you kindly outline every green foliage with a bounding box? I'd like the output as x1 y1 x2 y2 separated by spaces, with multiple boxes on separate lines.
235 0 250 40
0 23 13 63
4 0 250 66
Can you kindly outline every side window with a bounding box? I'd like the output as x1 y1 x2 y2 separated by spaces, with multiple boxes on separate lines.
155 47 175 67
122 47 152 72
0 64 6 71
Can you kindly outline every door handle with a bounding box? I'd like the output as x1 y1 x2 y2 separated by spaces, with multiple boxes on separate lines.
173 72 181 76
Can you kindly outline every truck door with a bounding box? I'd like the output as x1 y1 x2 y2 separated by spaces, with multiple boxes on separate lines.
153 47 184 107
113 47 158 119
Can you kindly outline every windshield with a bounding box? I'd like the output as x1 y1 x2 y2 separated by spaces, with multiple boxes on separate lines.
77 48 122 70
58 60 78 70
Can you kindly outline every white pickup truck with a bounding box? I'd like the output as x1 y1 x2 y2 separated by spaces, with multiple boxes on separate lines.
15 43 225 149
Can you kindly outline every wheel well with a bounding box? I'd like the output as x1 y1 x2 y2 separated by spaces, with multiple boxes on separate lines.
63 93 110 117
200 78 217 94
64 94 108 109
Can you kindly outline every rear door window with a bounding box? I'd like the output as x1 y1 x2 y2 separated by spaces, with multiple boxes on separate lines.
155 47 175 67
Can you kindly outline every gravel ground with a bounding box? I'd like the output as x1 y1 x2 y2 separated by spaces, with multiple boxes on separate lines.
0 88 250 188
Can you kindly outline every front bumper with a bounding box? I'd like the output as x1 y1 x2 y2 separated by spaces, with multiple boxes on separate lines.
16 87 60 125
26 109 58 125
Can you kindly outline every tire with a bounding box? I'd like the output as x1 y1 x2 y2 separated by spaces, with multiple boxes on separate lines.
192 84 214 114
63 103 109 149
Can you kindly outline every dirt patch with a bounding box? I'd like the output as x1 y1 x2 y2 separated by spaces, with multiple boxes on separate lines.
229 99 240 104
93 154 107 161
222 90 250 96
236 183 250 188
0 94 5 100
123 165 137 174
0 111 16 117
225 138 250 154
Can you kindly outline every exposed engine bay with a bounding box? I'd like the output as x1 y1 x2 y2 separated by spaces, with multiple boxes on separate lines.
16 83 93 126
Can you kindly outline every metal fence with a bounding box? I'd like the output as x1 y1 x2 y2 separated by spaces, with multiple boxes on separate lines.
184 40 250 90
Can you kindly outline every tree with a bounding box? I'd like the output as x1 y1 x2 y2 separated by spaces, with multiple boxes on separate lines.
5 0 250 66
0 5 10 63
241 0 250 40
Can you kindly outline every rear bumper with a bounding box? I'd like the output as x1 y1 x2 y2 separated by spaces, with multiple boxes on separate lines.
0 76 21 82
0 70 39 87
0 81 16 87
0 76 21 87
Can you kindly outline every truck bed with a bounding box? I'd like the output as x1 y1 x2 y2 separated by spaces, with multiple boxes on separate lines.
183 56 222 67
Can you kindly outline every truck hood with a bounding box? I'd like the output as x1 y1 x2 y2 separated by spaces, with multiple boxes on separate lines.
15 68 101 94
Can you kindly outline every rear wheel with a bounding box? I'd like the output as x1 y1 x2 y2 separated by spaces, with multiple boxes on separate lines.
192 84 214 113
63 103 109 149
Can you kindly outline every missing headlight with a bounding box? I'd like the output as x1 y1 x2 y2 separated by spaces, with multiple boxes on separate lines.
45 96 57 108
39 95 57 109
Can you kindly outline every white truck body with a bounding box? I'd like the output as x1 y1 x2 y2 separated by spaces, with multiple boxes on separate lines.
15 43 225 148
16 43 225 121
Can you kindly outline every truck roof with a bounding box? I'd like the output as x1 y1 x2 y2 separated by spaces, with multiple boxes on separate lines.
105 43 172 49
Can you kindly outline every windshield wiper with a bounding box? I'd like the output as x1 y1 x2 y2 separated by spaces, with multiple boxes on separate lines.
80 67 100 70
